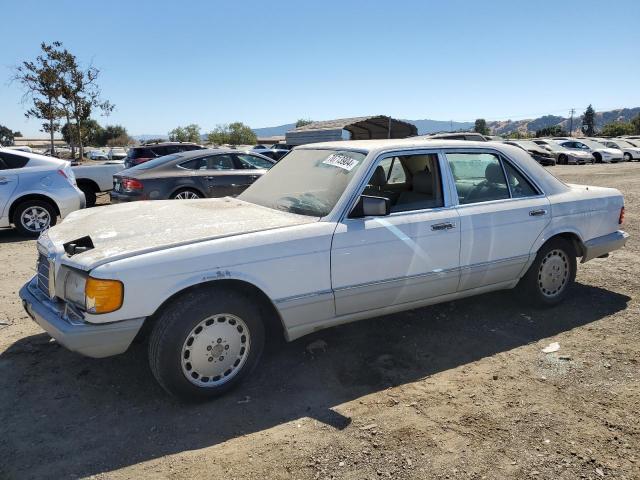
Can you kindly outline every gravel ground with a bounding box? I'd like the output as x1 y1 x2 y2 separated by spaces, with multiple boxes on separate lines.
0 163 638 480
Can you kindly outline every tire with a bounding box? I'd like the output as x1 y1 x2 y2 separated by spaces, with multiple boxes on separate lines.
623 153 632 162
12 200 57 237
78 183 97 207
148 287 265 401
172 189 202 200
517 237 576 308
593 153 602 164
558 154 567 165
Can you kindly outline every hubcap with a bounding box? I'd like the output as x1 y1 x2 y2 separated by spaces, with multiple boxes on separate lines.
538 249 569 298
20 206 51 232
174 191 200 200
181 313 251 387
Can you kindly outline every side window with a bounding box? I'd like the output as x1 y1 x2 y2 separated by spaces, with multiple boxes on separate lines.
208 155 235 170
0 152 29 169
503 161 538 198
446 152 509 205
363 153 442 212
164 145 180 154
179 157 208 170
235 154 274 170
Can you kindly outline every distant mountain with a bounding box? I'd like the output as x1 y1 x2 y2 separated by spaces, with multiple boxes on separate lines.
489 108 640 135
252 123 296 138
251 119 474 137
406 119 474 135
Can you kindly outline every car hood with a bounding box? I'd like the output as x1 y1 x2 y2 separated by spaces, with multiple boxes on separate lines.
44 198 318 270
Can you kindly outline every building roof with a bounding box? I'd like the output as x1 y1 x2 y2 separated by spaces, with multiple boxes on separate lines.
290 115 417 140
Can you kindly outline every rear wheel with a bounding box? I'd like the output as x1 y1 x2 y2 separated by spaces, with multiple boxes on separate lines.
172 189 201 200
78 183 97 207
623 153 632 162
593 153 602 163
558 154 568 165
148 288 265 400
517 237 576 307
13 200 57 237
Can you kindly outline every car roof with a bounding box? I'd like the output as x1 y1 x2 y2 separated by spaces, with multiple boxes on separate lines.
133 142 201 148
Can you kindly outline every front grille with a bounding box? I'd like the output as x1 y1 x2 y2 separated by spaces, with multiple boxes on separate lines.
36 253 50 297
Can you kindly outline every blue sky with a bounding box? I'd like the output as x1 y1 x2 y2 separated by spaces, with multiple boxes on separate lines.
1 0 639 137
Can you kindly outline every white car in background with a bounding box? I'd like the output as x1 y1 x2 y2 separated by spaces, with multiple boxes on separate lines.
532 139 594 164
19 140 628 400
593 138 640 162
87 150 109 161
557 139 623 163
108 147 127 160
0 148 85 236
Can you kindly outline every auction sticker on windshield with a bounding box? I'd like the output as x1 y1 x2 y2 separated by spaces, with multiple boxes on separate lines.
322 153 360 171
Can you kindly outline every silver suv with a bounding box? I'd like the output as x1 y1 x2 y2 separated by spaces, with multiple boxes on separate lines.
0 148 85 236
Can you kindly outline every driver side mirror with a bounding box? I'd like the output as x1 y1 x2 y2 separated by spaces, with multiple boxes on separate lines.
349 195 390 218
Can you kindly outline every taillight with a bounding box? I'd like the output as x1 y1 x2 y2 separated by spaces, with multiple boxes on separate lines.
122 178 143 191
619 206 625 225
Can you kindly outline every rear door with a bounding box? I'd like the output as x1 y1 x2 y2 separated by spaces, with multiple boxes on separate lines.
445 149 551 291
203 154 246 197
0 153 24 222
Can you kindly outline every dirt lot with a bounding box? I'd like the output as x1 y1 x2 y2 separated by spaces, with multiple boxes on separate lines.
1 163 638 480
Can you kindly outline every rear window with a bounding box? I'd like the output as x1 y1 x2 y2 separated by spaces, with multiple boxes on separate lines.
127 148 156 160
0 152 29 169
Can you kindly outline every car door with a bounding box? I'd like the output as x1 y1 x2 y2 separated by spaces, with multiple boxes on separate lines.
204 154 247 197
445 149 551 291
233 154 273 191
0 154 22 223
331 150 461 316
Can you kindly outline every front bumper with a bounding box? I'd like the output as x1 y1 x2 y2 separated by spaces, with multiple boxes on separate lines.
19 277 144 358
582 230 629 263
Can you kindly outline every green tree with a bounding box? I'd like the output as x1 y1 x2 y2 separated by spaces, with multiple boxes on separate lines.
473 118 489 135
207 122 256 145
581 104 596 136
168 124 201 143
631 114 640 134
296 118 313 128
600 122 634 137
12 42 66 153
0 125 20 146
61 119 104 149
100 125 128 146
107 134 134 147
535 125 568 138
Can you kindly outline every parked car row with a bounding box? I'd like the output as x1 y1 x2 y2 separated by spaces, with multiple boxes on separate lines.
18 138 629 400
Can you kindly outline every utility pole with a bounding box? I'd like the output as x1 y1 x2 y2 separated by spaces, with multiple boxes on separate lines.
569 108 575 137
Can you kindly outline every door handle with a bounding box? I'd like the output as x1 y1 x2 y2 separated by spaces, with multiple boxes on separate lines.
431 222 456 231
529 209 547 217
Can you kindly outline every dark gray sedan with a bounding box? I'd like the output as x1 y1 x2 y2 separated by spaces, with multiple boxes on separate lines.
111 149 275 202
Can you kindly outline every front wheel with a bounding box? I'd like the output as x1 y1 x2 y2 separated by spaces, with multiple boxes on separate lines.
623 153 632 162
148 288 265 400
516 238 576 307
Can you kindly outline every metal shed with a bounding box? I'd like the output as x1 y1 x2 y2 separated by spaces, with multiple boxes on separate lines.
285 115 418 146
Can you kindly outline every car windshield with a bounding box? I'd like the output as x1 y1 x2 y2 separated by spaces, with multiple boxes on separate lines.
516 141 543 150
613 140 633 148
127 154 182 170
238 148 366 217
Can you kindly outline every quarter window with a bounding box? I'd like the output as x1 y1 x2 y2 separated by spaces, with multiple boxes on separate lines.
180 157 208 170
446 152 509 204
0 152 29 169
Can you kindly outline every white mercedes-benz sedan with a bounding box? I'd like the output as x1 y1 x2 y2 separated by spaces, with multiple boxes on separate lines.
20 139 628 400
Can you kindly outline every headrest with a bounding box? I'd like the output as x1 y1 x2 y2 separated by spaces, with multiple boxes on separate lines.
369 165 387 187
413 170 433 194
485 162 504 184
